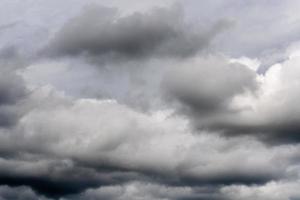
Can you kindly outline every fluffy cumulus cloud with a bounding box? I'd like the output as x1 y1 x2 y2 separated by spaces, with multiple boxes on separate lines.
1 1 300 200
165 54 300 144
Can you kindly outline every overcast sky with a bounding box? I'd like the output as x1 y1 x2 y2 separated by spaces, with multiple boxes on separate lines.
1 0 300 199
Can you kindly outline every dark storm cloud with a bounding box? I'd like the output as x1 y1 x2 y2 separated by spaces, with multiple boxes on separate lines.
43 5 230 60
0 176 94 198
0 157 133 198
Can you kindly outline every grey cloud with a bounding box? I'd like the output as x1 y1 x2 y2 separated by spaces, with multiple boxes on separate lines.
0 105 20 127
2 179 300 200
0 48 27 127
0 73 25 105
43 5 229 60
202 120 300 145
163 54 300 144
0 183 224 200
68 182 226 200
0 155 137 198
163 56 257 115
1 1 300 200
208 55 300 144
219 180 300 200
0 87 293 198
0 185 50 200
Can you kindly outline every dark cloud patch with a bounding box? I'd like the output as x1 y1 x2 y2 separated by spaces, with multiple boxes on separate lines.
0 159 111 198
0 176 101 199
0 176 81 198
203 119 300 145
177 173 275 187
43 5 229 60
67 157 275 191
0 152 279 199
138 169 276 189
78 160 277 191
0 48 27 128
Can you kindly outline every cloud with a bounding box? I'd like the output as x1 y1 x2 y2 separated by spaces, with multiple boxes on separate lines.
0 185 50 200
0 73 25 105
1 1 300 199
67 182 225 200
163 56 258 115
160 49 300 144
220 180 300 200
43 5 229 60
4 44 300 198
203 52 300 144
0 86 296 197
0 157 107 198
0 48 27 127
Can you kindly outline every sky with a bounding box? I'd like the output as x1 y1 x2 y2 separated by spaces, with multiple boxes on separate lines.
1 0 300 199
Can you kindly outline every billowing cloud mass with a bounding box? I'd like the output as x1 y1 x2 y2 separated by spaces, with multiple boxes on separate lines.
1 1 300 200
163 54 300 143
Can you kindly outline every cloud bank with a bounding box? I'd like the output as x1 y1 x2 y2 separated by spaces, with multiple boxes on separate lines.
1 1 300 200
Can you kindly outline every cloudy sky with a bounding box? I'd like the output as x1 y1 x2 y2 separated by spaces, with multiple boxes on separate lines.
1 0 300 199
